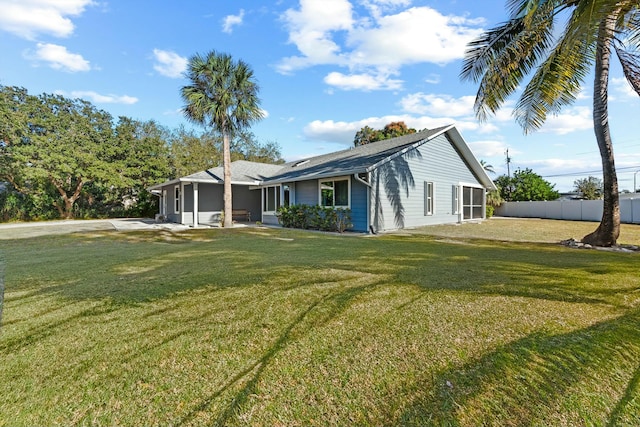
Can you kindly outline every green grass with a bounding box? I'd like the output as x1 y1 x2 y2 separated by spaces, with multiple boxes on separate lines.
402 217 640 245
1 225 639 426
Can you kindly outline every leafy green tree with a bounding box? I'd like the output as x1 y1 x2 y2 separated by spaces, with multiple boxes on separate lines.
495 168 559 202
229 130 284 164
353 121 416 147
382 121 416 139
0 88 117 219
574 176 603 200
181 50 264 227
354 125 382 146
169 126 220 177
113 118 172 216
461 0 640 246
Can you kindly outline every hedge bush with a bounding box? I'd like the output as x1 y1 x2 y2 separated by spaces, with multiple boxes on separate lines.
276 204 353 233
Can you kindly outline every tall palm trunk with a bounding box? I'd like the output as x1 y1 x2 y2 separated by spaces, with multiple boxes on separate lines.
582 14 620 246
222 130 233 228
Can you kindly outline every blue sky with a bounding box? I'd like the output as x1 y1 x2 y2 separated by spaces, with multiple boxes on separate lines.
1 0 639 192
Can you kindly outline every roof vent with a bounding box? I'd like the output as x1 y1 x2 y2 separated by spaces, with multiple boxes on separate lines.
293 159 310 167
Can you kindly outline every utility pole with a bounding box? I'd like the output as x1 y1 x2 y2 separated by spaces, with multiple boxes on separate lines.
504 148 513 201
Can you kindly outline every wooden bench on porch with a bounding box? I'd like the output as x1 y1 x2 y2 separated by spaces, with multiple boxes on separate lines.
231 209 251 222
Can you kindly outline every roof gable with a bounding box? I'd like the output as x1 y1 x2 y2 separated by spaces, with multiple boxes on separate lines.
263 126 451 183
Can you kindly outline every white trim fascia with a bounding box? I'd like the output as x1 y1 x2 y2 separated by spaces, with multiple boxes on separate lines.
447 127 497 191
459 181 484 189
148 178 181 191
263 168 367 185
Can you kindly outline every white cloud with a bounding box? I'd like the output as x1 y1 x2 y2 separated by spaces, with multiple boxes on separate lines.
153 49 187 78
467 140 509 158
324 71 402 91
347 7 483 68
278 0 354 74
304 114 464 145
222 9 245 34
67 90 138 105
277 3 484 89
28 43 91 72
611 77 639 100
400 93 476 116
425 73 441 84
360 0 412 20
0 0 95 40
538 106 592 135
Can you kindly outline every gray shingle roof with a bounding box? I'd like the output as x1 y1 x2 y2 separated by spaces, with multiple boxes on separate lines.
183 160 285 184
149 124 496 191
262 126 451 183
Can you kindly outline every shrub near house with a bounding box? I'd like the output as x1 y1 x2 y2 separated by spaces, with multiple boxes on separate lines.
276 205 352 233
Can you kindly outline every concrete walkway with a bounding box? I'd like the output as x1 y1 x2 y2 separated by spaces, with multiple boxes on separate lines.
0 218 190 240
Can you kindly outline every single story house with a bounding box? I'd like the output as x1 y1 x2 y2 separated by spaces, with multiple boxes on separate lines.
149 124 497 233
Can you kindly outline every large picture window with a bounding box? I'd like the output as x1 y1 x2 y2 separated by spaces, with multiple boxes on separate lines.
319 178 350 208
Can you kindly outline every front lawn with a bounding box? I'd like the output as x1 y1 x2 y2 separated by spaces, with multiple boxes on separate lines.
1 226 639 426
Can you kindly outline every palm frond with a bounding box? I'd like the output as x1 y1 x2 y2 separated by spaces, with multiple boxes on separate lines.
615 44 640 96
515 33 595 131
462 1 556 122
513 0 614 131
181 50 263 134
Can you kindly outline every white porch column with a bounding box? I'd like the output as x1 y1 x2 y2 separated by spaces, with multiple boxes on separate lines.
193 182 199 228
180 182 185 225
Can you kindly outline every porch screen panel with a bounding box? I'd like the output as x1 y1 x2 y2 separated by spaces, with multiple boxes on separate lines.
462 186 484 220
472 187 484 219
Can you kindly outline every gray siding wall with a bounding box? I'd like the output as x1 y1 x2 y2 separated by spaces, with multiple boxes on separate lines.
233 186 261 221
184 184 194 212
371 134 482 232
199 184 223 211
295 180 318 205
262 213 278 225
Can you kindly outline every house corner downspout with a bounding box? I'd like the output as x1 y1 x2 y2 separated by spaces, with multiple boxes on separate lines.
353 173 372 234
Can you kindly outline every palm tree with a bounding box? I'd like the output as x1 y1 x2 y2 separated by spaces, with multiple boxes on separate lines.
479 159 495 175
461 0 640 246
181 51 264 228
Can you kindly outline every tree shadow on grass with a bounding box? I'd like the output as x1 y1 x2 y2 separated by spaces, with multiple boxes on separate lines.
346 236 640 309
396 309 640 426
174 269 385 426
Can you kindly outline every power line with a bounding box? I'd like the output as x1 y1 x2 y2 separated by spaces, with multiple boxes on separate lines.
543 165 640 178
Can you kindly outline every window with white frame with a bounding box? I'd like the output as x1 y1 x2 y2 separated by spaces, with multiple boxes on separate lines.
452 185 459 215
263 185 281 213
424 181 434 215
319 177 350 208
174 185 180 213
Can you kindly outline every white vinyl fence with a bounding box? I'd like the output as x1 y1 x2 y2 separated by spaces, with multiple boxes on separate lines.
496 198 640 224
